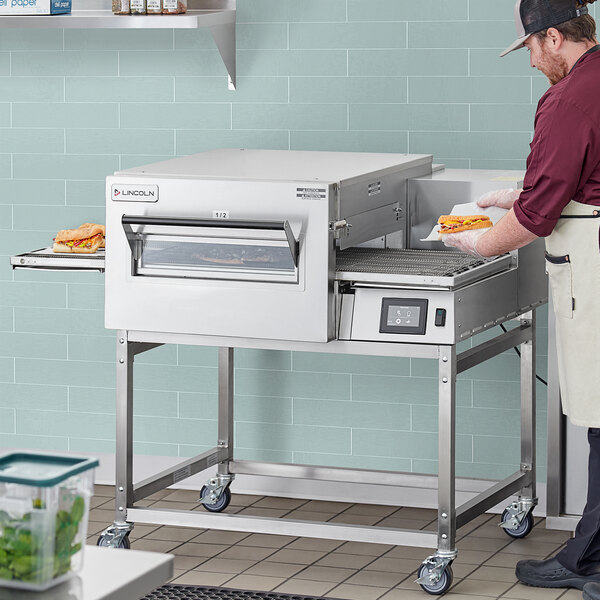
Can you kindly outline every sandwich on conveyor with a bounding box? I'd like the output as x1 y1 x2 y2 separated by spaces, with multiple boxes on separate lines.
437 215 492 239
79 223 105 248
53 223 104 253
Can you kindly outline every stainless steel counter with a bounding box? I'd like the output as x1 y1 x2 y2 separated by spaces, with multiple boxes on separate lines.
0 546 173 600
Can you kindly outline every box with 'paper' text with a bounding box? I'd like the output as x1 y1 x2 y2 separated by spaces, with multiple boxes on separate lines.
0 0 71 14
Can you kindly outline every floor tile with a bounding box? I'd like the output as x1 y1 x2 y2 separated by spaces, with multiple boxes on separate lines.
170 571 234 586
161 489 202 503
193 530 252 545
325 582 388 600
364 557 417 574
336 542 394 556
395 507 437 520
252 497 308 510
344 504 398 517
217 546 278 561
238 533 297 548
301 500 354 513
168 569 187 582
328 514 382 526
170 541 230 557
127 524 161 539
243 561 306 578
451 578 514 597
374 517 434 529
316 553 375 569
383 545 430 560
130 538 182 553
281 510 338 522
89 508 116 523
236 507 290 518
500 539 564 556
286 537 344 552
294 565 356 583
93 484 114 497
483 553 532 568
228 493 263 506
266 548 328 565
87 486 578 600
458 537 511 552
145 526 199 542
173 555 207 570
468 565 518 583
343 570 405 588
500 583 565 599
224 574 286 591
147 500 198 511
275 578 337 596
194 557 258 574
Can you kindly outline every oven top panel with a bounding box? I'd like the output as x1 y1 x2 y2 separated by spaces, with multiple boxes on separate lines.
113 149 433 186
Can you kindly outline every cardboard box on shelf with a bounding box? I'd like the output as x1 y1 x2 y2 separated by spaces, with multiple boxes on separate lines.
0 0 71 15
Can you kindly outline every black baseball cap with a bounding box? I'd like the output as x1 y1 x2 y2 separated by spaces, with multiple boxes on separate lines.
501 0 589 56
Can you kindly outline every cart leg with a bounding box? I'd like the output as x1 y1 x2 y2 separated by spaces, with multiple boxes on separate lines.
500 310 538 538
200 347 235 511
417 346 457 595
98 330 135 548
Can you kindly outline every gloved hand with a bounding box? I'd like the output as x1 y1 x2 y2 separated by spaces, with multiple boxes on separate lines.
477 188 521 210
442 229 490 259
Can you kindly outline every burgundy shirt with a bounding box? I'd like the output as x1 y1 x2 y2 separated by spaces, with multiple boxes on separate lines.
514 45 600 237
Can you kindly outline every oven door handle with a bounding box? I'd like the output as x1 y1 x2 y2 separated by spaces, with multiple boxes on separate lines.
121 215 299 267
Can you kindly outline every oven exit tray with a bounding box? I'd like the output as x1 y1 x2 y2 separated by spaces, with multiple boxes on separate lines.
11 248 105 272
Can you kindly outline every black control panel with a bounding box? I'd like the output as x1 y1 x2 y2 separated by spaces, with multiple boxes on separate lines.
379 298 428 335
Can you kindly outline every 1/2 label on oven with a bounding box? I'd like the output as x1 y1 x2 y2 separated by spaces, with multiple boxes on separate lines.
213 210 230 219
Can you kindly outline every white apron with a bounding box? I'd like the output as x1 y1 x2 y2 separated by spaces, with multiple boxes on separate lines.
545 200 600 427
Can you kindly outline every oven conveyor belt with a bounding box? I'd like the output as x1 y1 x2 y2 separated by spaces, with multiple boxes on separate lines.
335 247 513 289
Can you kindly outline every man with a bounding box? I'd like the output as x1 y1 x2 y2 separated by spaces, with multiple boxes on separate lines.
443 0 600 597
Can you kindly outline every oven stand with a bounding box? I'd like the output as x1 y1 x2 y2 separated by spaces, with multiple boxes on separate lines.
98 311 537 595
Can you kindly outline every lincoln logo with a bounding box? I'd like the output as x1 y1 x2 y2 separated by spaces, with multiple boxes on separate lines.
115 189 155 197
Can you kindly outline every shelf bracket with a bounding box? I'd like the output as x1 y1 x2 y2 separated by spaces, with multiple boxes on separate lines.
209 20 236 89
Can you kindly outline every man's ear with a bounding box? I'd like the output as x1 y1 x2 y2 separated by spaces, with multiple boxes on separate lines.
546 27 564 51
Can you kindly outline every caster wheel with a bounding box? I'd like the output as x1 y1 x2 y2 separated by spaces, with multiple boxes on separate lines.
97 531 131 549
501 509 534 539
200 485 231 512
417 563 453 596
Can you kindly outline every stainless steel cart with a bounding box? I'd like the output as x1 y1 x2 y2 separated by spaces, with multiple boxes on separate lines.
98 246 541 596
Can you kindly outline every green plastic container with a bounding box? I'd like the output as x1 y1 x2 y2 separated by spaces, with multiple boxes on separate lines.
0 452 99 590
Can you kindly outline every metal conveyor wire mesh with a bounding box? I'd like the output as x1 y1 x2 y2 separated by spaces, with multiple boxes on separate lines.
336 247 487 277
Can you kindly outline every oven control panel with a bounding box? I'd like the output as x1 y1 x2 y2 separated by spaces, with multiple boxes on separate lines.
341 287 456 345
379 298 428 335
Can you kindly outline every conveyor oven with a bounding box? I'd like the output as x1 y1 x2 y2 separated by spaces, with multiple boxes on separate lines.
14 150 547 595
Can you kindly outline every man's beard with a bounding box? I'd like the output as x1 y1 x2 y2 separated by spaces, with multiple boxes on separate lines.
539 50 570 85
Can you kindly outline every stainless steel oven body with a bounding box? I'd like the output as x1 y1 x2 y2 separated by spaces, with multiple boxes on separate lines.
105 149 433 342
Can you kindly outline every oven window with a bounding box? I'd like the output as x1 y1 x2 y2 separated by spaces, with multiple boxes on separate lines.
135 235 298 283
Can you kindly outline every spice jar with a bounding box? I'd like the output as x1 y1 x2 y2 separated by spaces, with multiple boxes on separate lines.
112 0 130 14
162 0 186 14
130 0 146 13
147 0 161 13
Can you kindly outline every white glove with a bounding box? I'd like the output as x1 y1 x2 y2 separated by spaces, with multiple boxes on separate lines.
477 188 521 210
442 229 489 259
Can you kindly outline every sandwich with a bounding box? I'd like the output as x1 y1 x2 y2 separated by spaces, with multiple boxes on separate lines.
437 215 492 239
79 223 105 248
53 224 104 254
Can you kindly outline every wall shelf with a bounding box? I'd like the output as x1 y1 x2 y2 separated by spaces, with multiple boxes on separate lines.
0 0 236 87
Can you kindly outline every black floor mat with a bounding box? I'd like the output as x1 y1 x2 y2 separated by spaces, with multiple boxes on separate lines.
144 585 327 600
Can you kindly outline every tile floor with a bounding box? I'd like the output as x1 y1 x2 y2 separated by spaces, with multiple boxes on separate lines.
87 485 578 600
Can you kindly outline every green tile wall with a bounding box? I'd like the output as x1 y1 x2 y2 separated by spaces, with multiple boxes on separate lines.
0 0 551 481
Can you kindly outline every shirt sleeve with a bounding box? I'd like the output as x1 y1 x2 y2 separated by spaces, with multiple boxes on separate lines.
514 94 596 237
